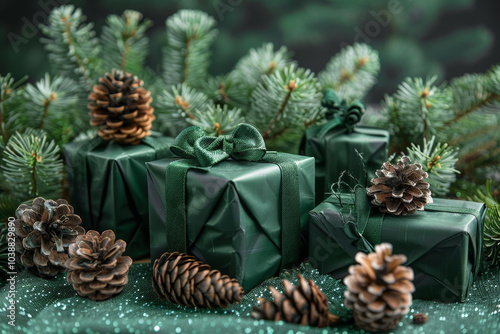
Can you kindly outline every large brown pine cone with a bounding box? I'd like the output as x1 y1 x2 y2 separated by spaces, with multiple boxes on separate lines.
367 155 432 216
89 69 155 145
344 243 415 332
66 230 132 301
251 274 339 327
152 252 244 308
13 197 85 278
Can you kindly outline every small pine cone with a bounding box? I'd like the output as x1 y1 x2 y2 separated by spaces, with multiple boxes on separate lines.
251 275 339 328
152 252 244 308
89 69 155 145
412 313 428 324
344 243 415 333
13 197 85 278
367 155 433 216
66 230 132 301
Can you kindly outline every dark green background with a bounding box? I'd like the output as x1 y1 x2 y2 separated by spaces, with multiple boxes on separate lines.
1 0 499 102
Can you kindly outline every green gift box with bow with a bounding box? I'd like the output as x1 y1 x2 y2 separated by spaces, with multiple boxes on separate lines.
63 134 174 260
308 189 486 302
301 89 389 204
146 124 315 291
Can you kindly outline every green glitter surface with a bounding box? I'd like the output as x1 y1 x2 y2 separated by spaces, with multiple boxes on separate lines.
0 263 499 333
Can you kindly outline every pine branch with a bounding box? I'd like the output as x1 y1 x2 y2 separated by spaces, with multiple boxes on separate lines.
40 5 100 89
318 43 380 102
100 10 152 75
2 129 63 201
202 74 248 110
155 83 213 135
247 65 322 146
189 104 245 136
231 43 295 101
406 136 459 197
23 74 81 145
163 10 218 88
0 74 27 147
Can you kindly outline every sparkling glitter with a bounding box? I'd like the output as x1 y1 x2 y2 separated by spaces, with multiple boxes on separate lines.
0 262 499 333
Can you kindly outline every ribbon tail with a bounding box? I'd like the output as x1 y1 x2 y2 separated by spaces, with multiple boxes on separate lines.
164 160 192 252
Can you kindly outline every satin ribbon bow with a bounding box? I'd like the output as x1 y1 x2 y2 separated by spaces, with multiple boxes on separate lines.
170 124 266 167
319 89 365 136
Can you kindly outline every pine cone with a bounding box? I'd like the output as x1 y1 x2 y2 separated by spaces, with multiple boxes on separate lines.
251 275 339 328
89 69 155 145
66 230 132 301
344 243 415 333
367 155 433 216
13 197 85 278
152 252 244 308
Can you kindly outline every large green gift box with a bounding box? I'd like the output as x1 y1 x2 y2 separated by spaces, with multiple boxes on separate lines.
308 191 486 302
63 135 174 260
146 125 315 291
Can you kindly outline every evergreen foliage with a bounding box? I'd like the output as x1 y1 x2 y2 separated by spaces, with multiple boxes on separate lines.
155 83 213 136
163 10 218 89
231 43 295 101
373 66 500 182
319 43 380 102
23 74 81 145
0 74 27 149
406 136 459 197
40 5 100 90
2 130 63 202
247 65 322 149
100 10 152 76
190 104 245 137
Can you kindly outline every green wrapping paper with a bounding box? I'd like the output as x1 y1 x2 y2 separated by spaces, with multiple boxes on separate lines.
303 124 389 204
308 192 486 302
63 135 174 260
147 153 315 291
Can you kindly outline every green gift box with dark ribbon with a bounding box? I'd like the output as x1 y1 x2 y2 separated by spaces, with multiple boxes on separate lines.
146 124 315 291
308 188 486 302
301 90 389 204
63 134 174 260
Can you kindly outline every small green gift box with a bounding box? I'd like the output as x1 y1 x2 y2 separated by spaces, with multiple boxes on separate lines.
301 90 389 204
147 124 315 291
63 135 174 260
308 189 486 302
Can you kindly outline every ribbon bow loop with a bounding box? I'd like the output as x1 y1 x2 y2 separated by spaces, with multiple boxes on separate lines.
170 123 266 167
320 89 365 135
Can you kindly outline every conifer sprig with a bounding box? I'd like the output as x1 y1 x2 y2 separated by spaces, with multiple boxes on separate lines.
406 136 459 197
23 74 81 145
40 5 100 89
2 130 63 201
247 65 322 143
319 43 380 102
163 10 218 88
100 10 152 75
155 83 213 135
231 43 295 97
0 74 27 148
190 104 244 136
